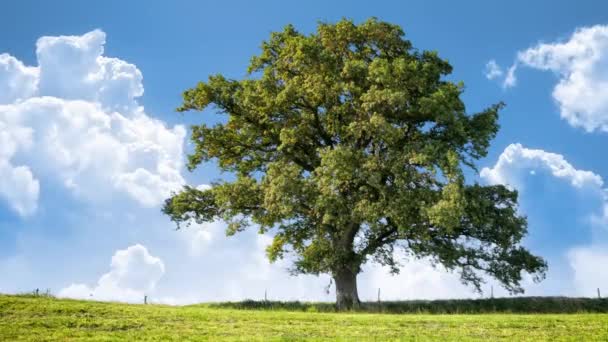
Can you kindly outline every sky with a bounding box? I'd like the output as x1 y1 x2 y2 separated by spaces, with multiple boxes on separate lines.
1 0 608 304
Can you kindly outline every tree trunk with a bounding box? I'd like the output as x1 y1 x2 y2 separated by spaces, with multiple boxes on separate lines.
334 267 360 310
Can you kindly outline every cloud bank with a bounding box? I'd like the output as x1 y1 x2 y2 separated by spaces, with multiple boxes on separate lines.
0 29 185 216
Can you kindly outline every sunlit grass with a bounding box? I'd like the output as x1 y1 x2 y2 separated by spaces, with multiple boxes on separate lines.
1 294 607 341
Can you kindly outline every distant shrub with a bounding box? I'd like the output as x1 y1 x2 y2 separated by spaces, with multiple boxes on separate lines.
15 289 55 299
206 297 608 314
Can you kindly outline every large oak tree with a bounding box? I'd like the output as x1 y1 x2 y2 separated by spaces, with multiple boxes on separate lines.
163 18 547 309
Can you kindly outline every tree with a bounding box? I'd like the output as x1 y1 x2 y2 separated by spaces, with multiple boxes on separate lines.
163 18 547 310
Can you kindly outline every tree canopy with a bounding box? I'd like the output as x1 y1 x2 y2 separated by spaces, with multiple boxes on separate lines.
163 18 547 309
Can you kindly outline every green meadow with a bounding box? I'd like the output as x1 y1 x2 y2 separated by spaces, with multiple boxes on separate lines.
1 294 607 341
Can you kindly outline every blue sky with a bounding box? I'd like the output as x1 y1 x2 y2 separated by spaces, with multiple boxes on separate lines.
1 1 608 303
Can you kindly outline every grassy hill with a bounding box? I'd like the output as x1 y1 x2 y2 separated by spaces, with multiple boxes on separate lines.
1 294 608 341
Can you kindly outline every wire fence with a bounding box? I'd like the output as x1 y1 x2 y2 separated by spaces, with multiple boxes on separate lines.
14 285 608 314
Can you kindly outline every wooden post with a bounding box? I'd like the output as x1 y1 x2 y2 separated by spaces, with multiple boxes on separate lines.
598 288 601 299
491 286 494 299
377 288 381 303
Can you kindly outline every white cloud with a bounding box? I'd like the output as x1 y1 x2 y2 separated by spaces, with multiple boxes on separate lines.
481 142 608 228
0 161 38 216
500 25 608 131
482 144 608 295
502 64 518 88
484 60 503 80
0 98 185 207
0 30 185 216
480 143 603 191
567 246 608 297
36 30 143 112
0 54 38 104
359 258 475 301
59 244 165 303
180 221 218 257
0 109 38 215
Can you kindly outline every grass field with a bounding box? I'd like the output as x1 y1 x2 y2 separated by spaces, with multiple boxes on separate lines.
1 295 607 341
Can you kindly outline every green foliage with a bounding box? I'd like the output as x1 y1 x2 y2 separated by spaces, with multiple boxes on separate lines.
2 295 608 341
163 18 546 296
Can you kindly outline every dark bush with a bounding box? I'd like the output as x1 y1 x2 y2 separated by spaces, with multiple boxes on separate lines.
206 297 608 314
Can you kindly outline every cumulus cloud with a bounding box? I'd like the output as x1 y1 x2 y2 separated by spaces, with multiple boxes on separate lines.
0 162 38 216
482 143 608 295
481 143 608 229
567 247 608 296
0 110 38 215
36 30 143 112
359 258 476 301
59 244 165 303
480 143 603 191
0 54 38 104
0 30 185 216
180 221 218 257
516 25 608 131
493 25 608 131
484 60 503 80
